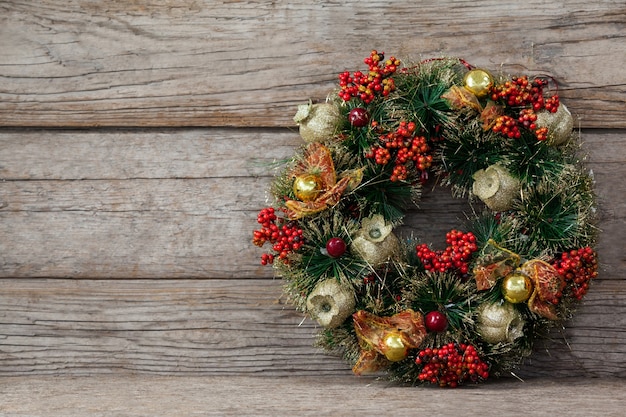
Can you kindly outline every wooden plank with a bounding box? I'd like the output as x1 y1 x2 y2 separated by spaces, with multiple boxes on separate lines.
1 129 624 279
0 376 625 417
1 128 624 179
1 0 625 128
0 128 297 180
0 279 624 378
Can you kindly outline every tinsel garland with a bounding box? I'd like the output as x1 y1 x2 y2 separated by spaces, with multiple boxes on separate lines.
252 51 598 387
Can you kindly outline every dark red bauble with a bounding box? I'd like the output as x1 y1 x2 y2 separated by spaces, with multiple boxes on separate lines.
348 108 370 127
326 237 347 258
425 311 448 332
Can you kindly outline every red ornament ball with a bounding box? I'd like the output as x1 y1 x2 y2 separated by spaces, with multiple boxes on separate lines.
425 311 448 332
348 108 370 127
326 237 347 258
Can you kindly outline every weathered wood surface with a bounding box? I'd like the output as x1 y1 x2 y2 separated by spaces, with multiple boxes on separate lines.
1 0 625 128
1 129 624 279
1 279 625 378
1 376 625 417
0 0 625 399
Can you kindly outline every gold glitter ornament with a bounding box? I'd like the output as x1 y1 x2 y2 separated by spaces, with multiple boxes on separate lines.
472 164 521 211
306 279 356 328
292 174 323 202
382 333 409 362
463 69 494 98
352 309 426 374
476 301 525 344
350 214 401 266
535 103 574 146
293 101 342 143
502 272 533 304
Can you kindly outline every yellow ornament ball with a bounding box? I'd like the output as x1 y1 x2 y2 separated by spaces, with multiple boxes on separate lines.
463 69 494 98
293 174 323 202
382 333 408 362
502 272 533 304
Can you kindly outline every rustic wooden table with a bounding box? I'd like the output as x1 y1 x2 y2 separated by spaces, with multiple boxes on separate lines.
1 1 625 415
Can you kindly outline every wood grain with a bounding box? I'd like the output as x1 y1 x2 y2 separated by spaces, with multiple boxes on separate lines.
1 279 624 378
1 0 624 391
1 0 625 128
1 129 624 279
1 376 625 416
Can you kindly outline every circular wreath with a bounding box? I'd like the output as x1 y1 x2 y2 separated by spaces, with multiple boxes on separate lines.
252 51 598 387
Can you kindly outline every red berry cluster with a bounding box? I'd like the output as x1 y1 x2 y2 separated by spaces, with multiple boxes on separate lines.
491 115 521 139
365 121 432 182
252 207 304 265
415 230 478 275
415 343 490 388
489 75 560 141
551 247 598 300
338 50 400 104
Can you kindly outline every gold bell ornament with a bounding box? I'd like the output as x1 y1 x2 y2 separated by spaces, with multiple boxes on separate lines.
535 103 574 146
293 101 342 143
306 279 356 328
350 214 401 266
472 164 521 211
476 301 525 344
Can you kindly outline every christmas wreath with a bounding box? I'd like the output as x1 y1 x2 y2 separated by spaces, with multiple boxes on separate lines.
252 51 598 387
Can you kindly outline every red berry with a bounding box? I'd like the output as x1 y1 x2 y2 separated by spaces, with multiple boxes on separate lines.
326 237 347 258
425 311 448 332
414 342 489 387
348 107 370 127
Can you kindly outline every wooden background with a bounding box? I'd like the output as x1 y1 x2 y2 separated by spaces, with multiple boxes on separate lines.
1 0 625 415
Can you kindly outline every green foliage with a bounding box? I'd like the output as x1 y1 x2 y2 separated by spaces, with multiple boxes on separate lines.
402 272 478 335
388 58 462 133
439 116 507 193
283 211 367 296
352 163 421 224
516 167 597 253
505 131 568 185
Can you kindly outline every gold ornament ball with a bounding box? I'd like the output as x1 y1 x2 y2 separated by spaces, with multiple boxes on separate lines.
463 69 494 98
383 333 408 362
502 272 533 304
293 174 323 202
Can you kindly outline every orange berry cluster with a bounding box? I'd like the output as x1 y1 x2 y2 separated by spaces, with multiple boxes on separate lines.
365 121 432 182
491 115 521 139
338 50 400 104
489 75 559 141
253 207 304 265
415 343 490 388
552 247 598 300
415 230 478 275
